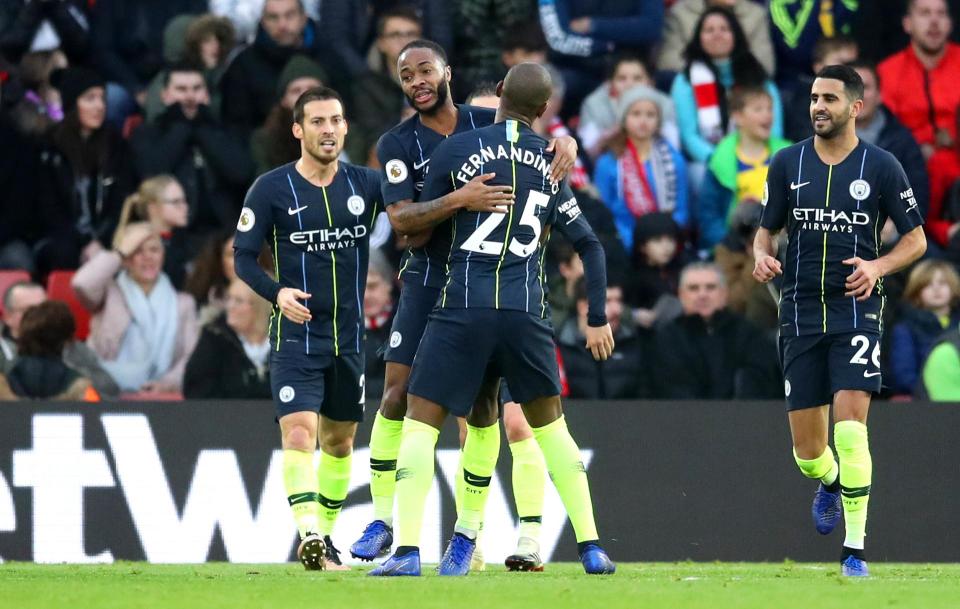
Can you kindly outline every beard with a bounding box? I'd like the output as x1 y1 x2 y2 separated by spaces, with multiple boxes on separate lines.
304 137 340 165
811 111 850 140
405 79 450 116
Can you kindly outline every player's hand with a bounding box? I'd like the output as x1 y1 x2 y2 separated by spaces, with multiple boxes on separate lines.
451 173 514 213
585 324 615 361
752 255 782 283
277 287 312 324
546 136 578 183
844 257 882 302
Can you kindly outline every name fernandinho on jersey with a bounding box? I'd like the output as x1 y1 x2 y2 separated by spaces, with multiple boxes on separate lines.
793 207 871 233
290 224 368 252
454 144 559 194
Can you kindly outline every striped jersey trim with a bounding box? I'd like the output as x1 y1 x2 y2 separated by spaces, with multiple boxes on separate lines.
321 185 340 356
820 165 834 333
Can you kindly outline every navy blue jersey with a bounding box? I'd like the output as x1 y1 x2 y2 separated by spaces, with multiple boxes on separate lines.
422 120 606 324
234 161 383 355
760 138 924 337
376 104 495 289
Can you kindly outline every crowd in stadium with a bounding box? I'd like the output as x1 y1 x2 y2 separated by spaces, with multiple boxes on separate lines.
0 0 959 403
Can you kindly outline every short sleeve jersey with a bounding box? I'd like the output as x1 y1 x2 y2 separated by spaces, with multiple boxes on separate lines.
422 120 598 318
234 161 383 355
760 138 924 336
376 104 495 289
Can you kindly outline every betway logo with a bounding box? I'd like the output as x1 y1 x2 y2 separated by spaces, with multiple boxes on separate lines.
793 207 870 233
290 225 367 252
2 415 587 564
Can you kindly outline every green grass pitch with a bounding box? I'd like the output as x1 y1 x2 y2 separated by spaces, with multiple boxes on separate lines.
3 562 959 609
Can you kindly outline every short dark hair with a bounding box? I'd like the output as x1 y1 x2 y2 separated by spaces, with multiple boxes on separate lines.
815 64 865 101
608 51 652 81
399 39 448 65
501 22 547 53
17 301 75 357
466 82 498 104
846 59 879 86
292 86 343 125
572 276 621 304
811 35 858 66
376 5 421 37
162 60 205 88
728 84 771 113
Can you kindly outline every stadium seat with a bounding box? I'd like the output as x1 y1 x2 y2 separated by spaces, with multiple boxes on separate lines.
0 269 31 316
46 270 90 340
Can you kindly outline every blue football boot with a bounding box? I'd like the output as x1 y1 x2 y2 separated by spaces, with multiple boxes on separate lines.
437 534 476 576
350 520 393 561
812 483 842 535
841 555 869 577
368 550 421 576
579 543 616 575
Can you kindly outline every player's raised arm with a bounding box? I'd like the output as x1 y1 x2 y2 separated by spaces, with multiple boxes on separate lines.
551 184 614 361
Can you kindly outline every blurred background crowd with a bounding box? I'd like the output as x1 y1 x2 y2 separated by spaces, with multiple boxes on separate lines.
1 0 960 403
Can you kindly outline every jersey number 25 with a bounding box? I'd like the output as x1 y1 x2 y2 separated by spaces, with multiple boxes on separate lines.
461 191 550 258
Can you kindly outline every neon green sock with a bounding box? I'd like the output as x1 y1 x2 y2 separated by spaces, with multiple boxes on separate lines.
283 449 318 539
369 412 403 525
532 416 598 542
395 417 439 548
315 450 351 537
456 422 501 536
794 446 839 486
835 421 872 549
510 437 546 542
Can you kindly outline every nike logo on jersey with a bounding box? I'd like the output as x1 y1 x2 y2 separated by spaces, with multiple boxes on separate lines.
790 181 811 190
288 205 308 215
413 158 430 170
863 371 881 378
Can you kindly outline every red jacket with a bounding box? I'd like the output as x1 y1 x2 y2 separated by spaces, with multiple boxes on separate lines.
878 43 960 148
927 149 960 247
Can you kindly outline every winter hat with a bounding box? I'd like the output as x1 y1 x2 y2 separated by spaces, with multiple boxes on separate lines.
276 55 327 100
617 84 665 126
633 211 679 245
51 67 105 115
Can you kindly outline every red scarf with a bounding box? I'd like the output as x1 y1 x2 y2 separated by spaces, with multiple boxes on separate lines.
620 138 658 218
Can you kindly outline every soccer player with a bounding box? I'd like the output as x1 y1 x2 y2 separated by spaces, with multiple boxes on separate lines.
234 86 383 571
350 39 578 572
753 65 926 577
369 62 616 577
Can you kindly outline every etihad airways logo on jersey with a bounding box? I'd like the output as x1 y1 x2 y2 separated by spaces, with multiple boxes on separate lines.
290 225 367 251
793 208 870 233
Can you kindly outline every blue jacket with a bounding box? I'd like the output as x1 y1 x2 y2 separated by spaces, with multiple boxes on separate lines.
890 306 960 395
539 0 664 58
594 140 689 251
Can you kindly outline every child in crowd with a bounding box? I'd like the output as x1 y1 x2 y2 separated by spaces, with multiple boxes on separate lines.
626 212 686 329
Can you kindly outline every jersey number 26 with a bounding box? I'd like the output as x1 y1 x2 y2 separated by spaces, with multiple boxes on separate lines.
461 191 550 258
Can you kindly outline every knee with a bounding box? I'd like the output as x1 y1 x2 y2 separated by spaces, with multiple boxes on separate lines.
503 404 533 443
320 430 354 458
379 383 408 420
284 425 315 451
792 440 827 461
833 420 869 457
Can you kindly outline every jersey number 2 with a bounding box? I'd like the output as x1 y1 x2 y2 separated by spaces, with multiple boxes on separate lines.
849 335 880 367
461 191 550 257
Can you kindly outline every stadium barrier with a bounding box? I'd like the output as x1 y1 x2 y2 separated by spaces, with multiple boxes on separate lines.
0 400 957 564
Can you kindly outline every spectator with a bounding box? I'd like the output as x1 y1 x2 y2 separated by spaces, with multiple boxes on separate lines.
141 15 197 124
538 0 664 114
713 201 778 330
211 0 321 44
784 35 859 143
34 66 136 275
658 0 775 76
558 278 649 399
72 222 199 394
91 0 208 124
578 52 678 159
890 260 960 395
322 0 451 85
0 281 46 369
594 85 689 251
0 0 90 64
878 0 960 160
453 3 536 98
3 49 66 136
347 7 421 166
185 230 236 326
768 0 858 87
251 55 325 173
0 111 39 273
850 61 930 223
0 281 119 396
921 325 960 400
363 248 395 401
183 277 271 399
220 0 327 132
6 301 94 399
926 111 960 252
546 241 583 332
698 86 792 251
131 61 254 237
670 6 783 165
625 212 685 329
652 261 781 399
112 175 193 290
